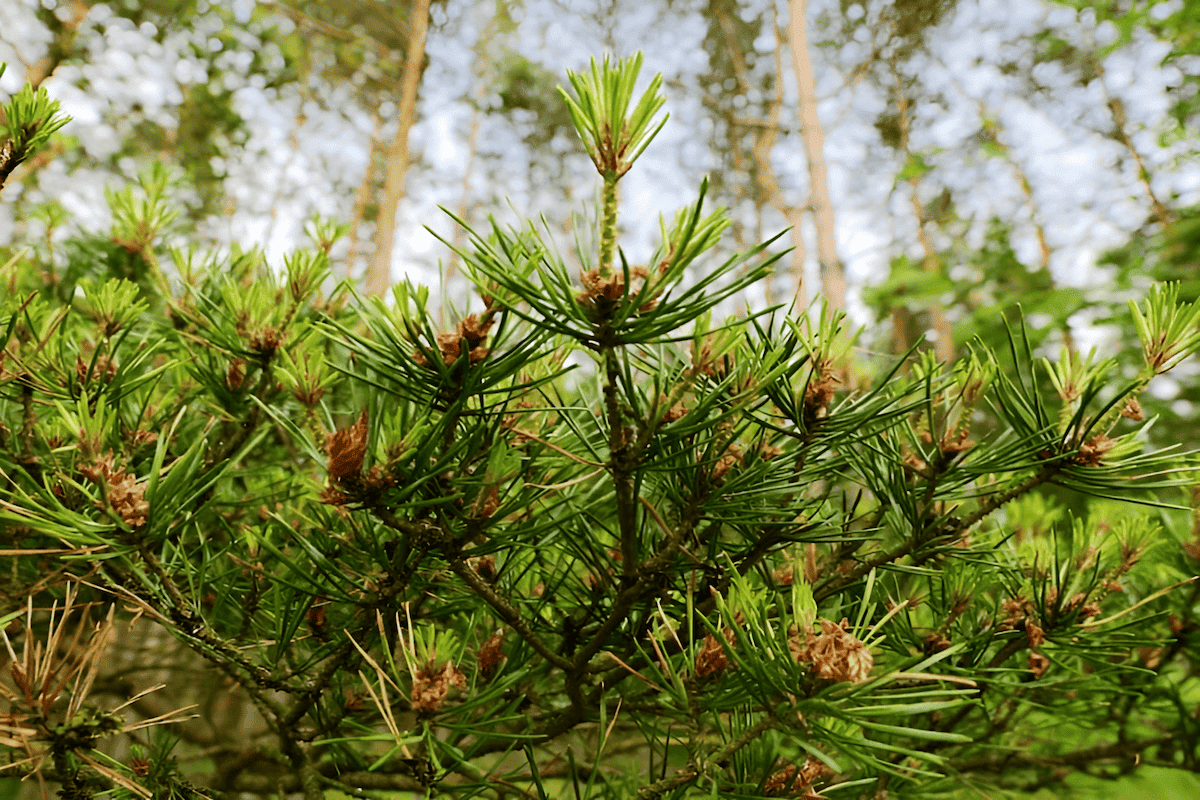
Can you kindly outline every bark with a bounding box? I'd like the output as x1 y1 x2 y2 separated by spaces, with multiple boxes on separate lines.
366 0 432 297
890 59 954 363
715 6 751 250
444 104 480 292
21 0 88 89
347 113 383 281
786 0 845 311
1092 56 1174 227
715 4 808 307
762 17 809 308
890 305 911 356
982 108 1077 357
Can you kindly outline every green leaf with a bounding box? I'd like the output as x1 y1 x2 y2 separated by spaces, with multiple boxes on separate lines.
897 152 934 182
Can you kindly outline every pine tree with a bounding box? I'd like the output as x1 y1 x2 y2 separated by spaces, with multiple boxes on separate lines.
2 55 1199 800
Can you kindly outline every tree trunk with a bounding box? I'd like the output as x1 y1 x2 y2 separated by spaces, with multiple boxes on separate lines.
979 108 1077 357
347 113 382 282
445 101 481 294
22 0 88 89
366 0 432 297
762 16 809 309
890 59 954 363
1091 57 1174 228
715 5 751 251
786 0 844 312
717 4 808 308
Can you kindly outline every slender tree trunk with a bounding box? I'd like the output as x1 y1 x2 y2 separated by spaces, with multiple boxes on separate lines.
716 2 807 307
978 108 1077 357
21 0 88 88
1109 95 1174 227
890 306 911 356
366 0 432 297
347 113 382 281
445 103 481 290
764 16 808 309
716 7 751 251
1088 56 1174 227
786 0 844 311
890 58 954 363
753 102 809 311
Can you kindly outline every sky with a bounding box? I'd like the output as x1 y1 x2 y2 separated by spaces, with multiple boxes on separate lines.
1 0 1197 343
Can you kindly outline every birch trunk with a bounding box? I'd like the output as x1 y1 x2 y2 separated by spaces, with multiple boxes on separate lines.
891 59 954 363
716 3 808 307
445 103 482 291
978 108 1077 357
366 0 432 297
1089 56 1174 227
786 0 845 311
347 113 383 282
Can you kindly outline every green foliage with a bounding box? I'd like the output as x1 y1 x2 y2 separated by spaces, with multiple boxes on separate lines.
1053 0 1200 130
558 52 669 181
43 164 185 308
866 220 1089 358
824 0 959 59
494 53 578 150
130 82 249 219
256 0 428 101
558 53 669 278
2 55 1200 800
1093 206 1200 448
0 63 72 192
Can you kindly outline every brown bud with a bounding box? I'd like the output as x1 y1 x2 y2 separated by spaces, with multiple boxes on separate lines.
796 618 873 684
695 626 737 679
1025 621 1046 648
411 660 467 713
325 410 369 481
477 633 506 681
1120 397 1144 421
1028 651 1050 678
1075 434 1115 467
226 358 246 390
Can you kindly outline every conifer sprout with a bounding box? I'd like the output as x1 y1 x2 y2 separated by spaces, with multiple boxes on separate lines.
2 54 1200 800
